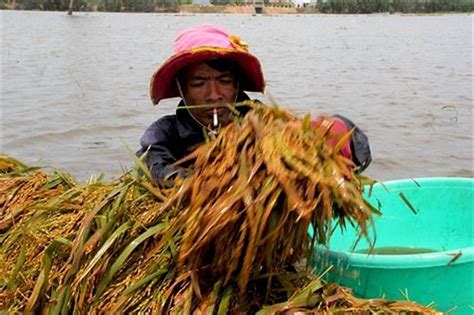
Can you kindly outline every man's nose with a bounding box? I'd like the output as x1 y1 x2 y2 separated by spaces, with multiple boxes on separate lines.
206 81 223 102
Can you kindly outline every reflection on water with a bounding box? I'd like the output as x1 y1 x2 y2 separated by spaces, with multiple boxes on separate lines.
2 11 473 182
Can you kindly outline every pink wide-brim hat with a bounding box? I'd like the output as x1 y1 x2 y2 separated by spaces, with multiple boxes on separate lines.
150 24 265 105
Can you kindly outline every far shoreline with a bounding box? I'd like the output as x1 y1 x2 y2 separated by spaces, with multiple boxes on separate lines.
1 3 473 15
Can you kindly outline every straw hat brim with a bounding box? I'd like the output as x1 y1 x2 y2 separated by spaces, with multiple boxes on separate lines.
150 47 265 105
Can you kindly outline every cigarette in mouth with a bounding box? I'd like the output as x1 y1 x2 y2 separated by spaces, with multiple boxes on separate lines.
213 108 218 128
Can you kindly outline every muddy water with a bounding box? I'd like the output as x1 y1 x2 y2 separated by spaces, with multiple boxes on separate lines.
355 246 439 255
2 11 472 182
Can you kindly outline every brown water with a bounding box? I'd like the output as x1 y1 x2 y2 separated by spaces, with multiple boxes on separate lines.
355 246 439 255
2 11 473 182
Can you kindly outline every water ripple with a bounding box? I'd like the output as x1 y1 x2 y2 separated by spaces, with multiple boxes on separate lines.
2 11 472 182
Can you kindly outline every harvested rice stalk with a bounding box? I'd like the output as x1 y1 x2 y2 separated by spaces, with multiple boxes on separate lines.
257 276 439 314
168 103 377 300
0 156 174 312
0 103 436 314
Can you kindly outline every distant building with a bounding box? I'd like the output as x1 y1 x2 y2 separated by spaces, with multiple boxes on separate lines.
267 0 292 4
292 0 308 7
193 0 211 4
243 0 292 4
292 0 318 8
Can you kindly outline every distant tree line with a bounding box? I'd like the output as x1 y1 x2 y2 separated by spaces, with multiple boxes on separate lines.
1 0 472 12
0 0 191 11
318 0 474 13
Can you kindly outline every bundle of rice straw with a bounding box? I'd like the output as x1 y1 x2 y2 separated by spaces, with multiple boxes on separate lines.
0 103 437 314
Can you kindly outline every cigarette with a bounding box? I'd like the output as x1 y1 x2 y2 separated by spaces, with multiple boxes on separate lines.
213 108 218 128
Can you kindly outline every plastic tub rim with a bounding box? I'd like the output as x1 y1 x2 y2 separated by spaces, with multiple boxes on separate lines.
317 246 474 269
368 176 473 186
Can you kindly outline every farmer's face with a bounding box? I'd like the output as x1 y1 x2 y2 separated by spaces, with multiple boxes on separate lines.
182 62 238 127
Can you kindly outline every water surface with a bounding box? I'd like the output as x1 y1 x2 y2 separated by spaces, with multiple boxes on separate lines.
2 11 472 181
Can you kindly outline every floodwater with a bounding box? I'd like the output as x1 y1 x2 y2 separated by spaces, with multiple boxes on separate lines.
1 11 472 182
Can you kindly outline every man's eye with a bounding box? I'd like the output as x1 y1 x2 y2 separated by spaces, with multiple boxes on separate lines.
189 81 204 87
219 78 233 84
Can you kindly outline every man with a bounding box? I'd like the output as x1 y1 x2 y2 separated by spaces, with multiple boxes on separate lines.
138 24 371 182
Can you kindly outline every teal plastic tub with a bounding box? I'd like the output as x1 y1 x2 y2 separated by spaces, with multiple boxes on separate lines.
311 177 473 314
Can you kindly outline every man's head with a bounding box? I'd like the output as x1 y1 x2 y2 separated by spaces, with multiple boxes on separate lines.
150 24 265 106
178 58 239 127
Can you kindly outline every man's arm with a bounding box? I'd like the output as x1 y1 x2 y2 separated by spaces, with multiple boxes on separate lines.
137 116 183 182
137 144 182 181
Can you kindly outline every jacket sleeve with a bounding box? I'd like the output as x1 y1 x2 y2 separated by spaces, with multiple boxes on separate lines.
137 117 183 181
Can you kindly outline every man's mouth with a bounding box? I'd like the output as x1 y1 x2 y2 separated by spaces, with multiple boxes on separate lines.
205 108 227 116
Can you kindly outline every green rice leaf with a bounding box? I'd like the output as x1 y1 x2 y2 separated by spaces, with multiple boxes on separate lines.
399 192 418 214
42 176 65 189
217 285 233 315
121 139 153 181
25 238 72 312
6 246 26 291
204 280 222 315
51 284 72 315
76 221 131 284
123 268 168 296
301 114 311 131
95 222 169 297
